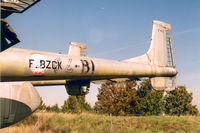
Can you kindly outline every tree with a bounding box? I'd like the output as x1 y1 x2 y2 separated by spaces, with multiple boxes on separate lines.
61 95 91 113
93 102 103 113
96 81 138 116
76 95 92 111
38 98 47 111
51 104 60 113
163 86 199 116
96 80 164 116
62 96 80 113
95 80 199 116
135 80 164 115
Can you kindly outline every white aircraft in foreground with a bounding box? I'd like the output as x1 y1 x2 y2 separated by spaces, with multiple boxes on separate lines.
0 0 177 128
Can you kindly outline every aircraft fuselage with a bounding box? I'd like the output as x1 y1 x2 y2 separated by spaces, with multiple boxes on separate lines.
0 48 177 82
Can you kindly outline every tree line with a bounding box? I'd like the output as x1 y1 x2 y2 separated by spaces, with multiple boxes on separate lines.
39 95 92 113
39 80 199 116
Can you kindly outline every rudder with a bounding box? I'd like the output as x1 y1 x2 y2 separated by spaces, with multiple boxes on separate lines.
147 20 175 67
149 21 177 91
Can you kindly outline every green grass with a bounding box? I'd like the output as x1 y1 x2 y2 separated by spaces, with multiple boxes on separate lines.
1 112 200 133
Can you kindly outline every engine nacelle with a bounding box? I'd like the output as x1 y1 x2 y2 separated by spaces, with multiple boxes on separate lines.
0 82 41 128
65 80 90 96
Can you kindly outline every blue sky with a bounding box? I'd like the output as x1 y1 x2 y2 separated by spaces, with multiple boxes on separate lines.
7 0 200 109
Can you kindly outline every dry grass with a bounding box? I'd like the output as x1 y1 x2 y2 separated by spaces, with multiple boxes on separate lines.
1 112 200 133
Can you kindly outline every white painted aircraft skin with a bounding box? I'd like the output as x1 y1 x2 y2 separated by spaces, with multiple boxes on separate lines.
0 47 177 82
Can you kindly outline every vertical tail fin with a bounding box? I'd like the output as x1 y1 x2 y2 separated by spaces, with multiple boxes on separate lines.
147 20 175 67
125 20 177 91
149 21 176 91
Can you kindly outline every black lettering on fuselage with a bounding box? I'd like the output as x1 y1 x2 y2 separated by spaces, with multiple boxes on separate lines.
40 60 45 69
65 58 73 73
91 60 95 74
58 61 62 69
81 60 90 73
52 61 57 69
29 59 34 68
28 59 62 70
80 60 95 74
46 60 51 69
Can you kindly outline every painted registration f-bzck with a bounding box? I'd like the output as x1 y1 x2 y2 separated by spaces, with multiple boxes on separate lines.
0 0 177 129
